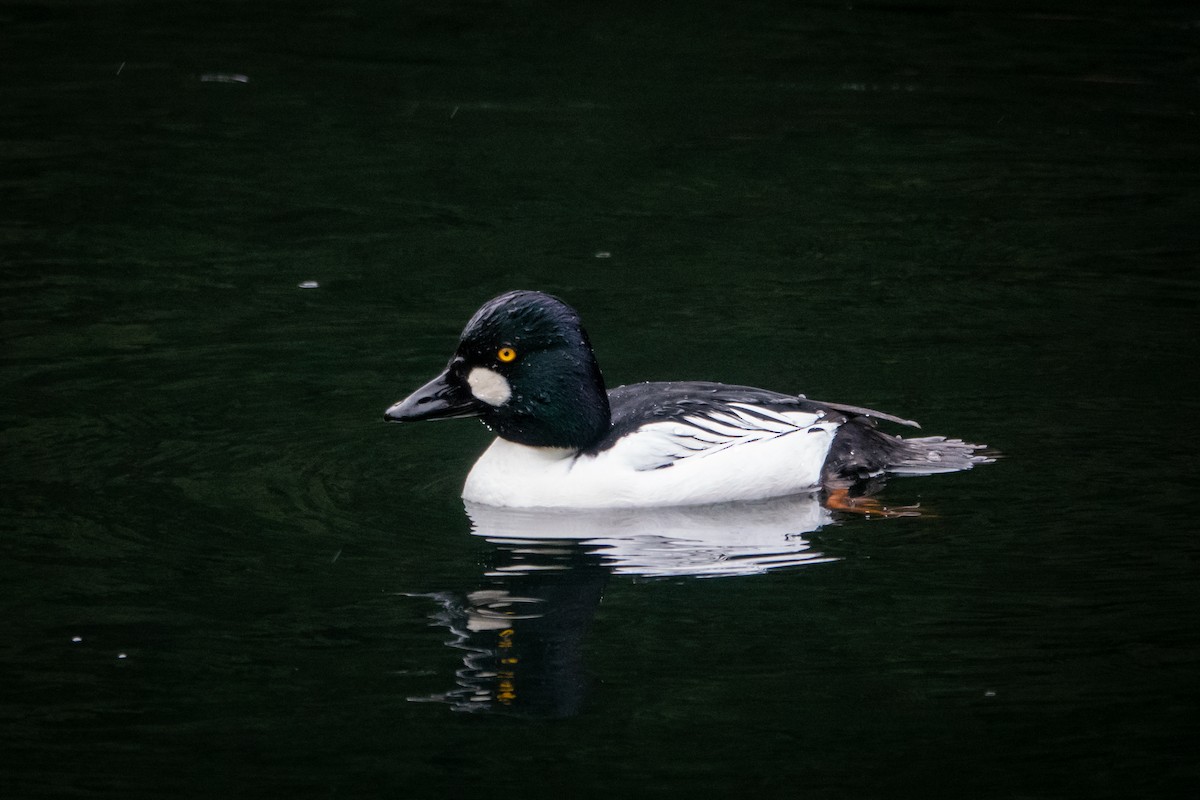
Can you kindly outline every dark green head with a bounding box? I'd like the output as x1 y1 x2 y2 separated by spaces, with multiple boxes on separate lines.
384 290 612 450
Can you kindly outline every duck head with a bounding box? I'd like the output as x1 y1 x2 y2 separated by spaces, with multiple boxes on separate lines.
384 290 612 450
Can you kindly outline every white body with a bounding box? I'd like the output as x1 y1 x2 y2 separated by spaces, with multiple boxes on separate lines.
462 405 839 508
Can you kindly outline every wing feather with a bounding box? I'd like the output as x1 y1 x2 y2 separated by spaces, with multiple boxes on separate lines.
613 404 830 472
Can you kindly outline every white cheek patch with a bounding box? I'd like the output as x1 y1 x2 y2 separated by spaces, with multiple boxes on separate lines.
467 367 513 407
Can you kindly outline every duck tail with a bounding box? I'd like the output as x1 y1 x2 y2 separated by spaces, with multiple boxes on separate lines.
884 435 997 476
822 419 997 486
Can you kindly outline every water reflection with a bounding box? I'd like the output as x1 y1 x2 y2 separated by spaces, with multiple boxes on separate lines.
408 494 834 716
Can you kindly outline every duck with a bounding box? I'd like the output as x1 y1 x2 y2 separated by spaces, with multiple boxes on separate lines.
383 290 993 510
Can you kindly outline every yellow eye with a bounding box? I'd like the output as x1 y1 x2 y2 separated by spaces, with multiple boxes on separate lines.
497 346 517 363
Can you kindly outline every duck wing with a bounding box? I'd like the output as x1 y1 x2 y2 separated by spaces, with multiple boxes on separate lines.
589 381 844 470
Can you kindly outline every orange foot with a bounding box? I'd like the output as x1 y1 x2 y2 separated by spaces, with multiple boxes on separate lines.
823 487 922 518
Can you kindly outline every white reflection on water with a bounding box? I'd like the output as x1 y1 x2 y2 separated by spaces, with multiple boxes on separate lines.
408 494 839 716
464 493 836 578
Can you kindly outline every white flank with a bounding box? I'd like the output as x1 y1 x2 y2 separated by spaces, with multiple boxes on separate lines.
462 408 840 508
466 367 512 406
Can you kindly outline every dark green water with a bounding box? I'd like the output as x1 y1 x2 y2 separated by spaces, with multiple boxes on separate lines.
3 1 1198 797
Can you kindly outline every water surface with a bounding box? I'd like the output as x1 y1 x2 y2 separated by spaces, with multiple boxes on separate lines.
2 1 1198 797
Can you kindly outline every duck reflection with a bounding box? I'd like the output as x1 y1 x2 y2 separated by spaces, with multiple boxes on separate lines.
408 493 835 716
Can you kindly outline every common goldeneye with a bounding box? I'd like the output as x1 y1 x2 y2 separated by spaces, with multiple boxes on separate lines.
384 290 993 510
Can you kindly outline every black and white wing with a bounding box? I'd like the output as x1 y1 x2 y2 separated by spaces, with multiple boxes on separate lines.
597 382 844 472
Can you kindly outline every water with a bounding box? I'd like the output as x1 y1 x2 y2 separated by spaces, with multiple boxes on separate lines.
3 1 1198 797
